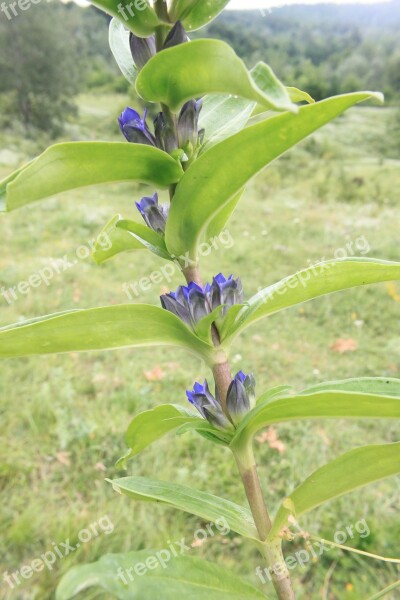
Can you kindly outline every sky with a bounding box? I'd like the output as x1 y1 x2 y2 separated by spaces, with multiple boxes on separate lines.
227 0 390 8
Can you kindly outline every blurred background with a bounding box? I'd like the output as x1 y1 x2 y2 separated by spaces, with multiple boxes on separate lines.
0 1 399 599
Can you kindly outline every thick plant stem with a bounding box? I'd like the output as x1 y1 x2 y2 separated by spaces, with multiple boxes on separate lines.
233 443 295 600
233 443 272 540
178 175 295 600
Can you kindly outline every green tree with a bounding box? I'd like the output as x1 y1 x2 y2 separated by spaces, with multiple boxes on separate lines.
0 3 83 136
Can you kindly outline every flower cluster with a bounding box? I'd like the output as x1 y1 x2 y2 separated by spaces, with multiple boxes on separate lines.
119 22 203 157
118 101 203 156
160 274 243 330
186 371 256 429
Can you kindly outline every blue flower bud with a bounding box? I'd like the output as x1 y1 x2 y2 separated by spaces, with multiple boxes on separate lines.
163 21 189 50
226 371 256 425
118 107 156 146
186 380 233 430
160 281 208 329
177 99 203 154
129 33 156 69
135 193 169 234
160 274 243 331
209 273 244 315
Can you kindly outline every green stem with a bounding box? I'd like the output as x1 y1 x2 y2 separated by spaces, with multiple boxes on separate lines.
232 443 295 600
232 443 272 540
153 6 179 195
181 266 295 598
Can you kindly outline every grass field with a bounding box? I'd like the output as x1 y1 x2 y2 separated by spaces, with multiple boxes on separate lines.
0 94 399 600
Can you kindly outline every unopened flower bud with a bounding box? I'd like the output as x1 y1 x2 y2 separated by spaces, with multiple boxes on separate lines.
118 107 156 146
186 380 233 430
177 99 203 154
226 371 256 425
163 21 189 49
135 193 169 234
129 33 156 69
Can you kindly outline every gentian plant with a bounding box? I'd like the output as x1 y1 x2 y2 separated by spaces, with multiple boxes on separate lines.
0 1 399 599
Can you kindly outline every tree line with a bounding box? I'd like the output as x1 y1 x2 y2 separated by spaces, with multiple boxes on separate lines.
0 1 399 135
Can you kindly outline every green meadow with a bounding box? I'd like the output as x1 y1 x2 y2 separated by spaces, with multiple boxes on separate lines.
0 94 399 599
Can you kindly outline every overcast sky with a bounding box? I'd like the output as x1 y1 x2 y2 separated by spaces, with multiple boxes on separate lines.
227 0 390 8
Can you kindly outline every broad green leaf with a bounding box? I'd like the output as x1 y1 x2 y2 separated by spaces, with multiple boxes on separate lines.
117 219 171 260
199 94 255 154
171 0 231 31
0 305 214 362
136 40 296 113
269 442 400 540
56 552 268 600
109 476 258 540
221 258 400 342
165 92 382 259
92 214 145 265
0 143 183 212
109 18 137 85
231 389 400 448
300 377 400 398
91 0 159 37
199 62 288 154
121 404 205 462
205 190 245 240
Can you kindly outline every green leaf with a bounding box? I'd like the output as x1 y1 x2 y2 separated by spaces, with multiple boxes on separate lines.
0 143 183 212
136 40 296 113
205 190 244 240
222 258 400 342
194 306 225 344
247 85 315 120
91 0 159 37
109 476 258 540
199 62 289 154
232 388 400 448
0 305 214 362
171 0 231 31
199 94 255 154
269 442 400 540
300 377 400 397
56 552 268 600
117 219 172 260
92 214 145 265
287 86 315 104
256 385 293 405
109 18 137 85
121 404 205 462
165 92 382 259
